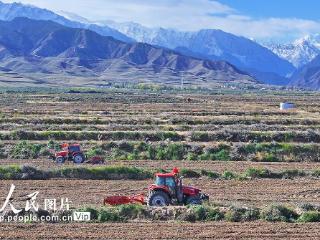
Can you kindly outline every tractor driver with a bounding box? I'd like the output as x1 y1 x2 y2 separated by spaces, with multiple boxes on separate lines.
166 177 176 195
166 167 180 196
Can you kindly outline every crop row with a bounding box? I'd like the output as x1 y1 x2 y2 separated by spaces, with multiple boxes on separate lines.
78 204 320 223
0 165 320 181
2 123 319 133
2 140 320 162
2 130 320 143
4 204 320 224
1 116 314 126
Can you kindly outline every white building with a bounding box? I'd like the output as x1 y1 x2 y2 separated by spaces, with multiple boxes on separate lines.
280 102 295 110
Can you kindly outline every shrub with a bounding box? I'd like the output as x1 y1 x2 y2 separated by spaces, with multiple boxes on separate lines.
222 171 237 180
98 208 122 222
201 170 220 179
212 149 230 161
225 207 259 222
86 147 106 158
0 165 22 180
192 206 207 221
47 140 61 151
298 211 320 222
118 142 134 152
242 208 260 221
260 205 298 222
299 203 316 212
253 152 279 162
118 204 144 220
264 153 279 162
191 132 209 142
146 144 188 160
165 144 186 160
281 169 306 179
176 210 197 222
147 145 157 160
21 165 48 180
102 142 118 150
180 169 201 178
136 142 148 152
186 153 198 161
10 141 44 159
198 153 212 161
191 206 224 221
313 169 320 177
244 168 273 179
57 166 153 180
206 207 224 221
0 143 6 159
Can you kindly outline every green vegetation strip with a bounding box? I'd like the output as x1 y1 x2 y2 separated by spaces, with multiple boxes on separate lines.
0 165 320 180
0 166 153 180
7 204 320 223
4 140 320 163
2 130 320 143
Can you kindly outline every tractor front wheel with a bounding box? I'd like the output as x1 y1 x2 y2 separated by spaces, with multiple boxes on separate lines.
148 191 170 206
186 196 202 205
56 157 65 164
73 154 85 164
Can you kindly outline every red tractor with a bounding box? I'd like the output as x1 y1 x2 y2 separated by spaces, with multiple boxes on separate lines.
104 168 209 206
52 143 86 164
147 168 209 206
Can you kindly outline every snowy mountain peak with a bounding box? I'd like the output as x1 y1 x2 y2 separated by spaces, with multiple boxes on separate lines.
0 1 132 42
57 11 91 24
303 34 320 49
264 36 320 68
103 20 295 83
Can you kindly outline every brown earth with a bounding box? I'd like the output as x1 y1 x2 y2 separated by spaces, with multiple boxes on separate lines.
2 91 320 239
0 222 320 240
1 178 320 209
2 159 320 174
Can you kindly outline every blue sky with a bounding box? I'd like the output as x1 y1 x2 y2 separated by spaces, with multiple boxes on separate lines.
218 0 320 20
2 0 320 42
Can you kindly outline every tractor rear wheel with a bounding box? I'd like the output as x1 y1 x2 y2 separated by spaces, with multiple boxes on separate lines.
148 191 170 206
73 154 85 164
56 157 65 164
186 196 202 205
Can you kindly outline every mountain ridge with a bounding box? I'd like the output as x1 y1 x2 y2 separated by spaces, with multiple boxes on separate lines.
0 1 294 86
289 54 320 89
0 17 257 88
98 21 296 85
0 0 133 42
263 37 320 68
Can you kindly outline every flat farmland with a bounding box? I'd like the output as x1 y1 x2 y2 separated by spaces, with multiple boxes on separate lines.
1 178 320 209
1 89 320 239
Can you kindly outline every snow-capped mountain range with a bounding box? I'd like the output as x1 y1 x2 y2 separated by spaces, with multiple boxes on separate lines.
263 35 320 68
0 2 296 86
106 20 320 71
0 1 132 42
95 20 296 85
1 1 320 89
98 19 320 71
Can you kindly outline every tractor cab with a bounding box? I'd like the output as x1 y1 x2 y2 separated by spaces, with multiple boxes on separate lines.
154 172 180 198
148 168 209 206
66 144 81 154
56 143 80 157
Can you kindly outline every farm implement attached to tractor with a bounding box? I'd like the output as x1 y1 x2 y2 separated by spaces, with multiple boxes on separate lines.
104 168 209 206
